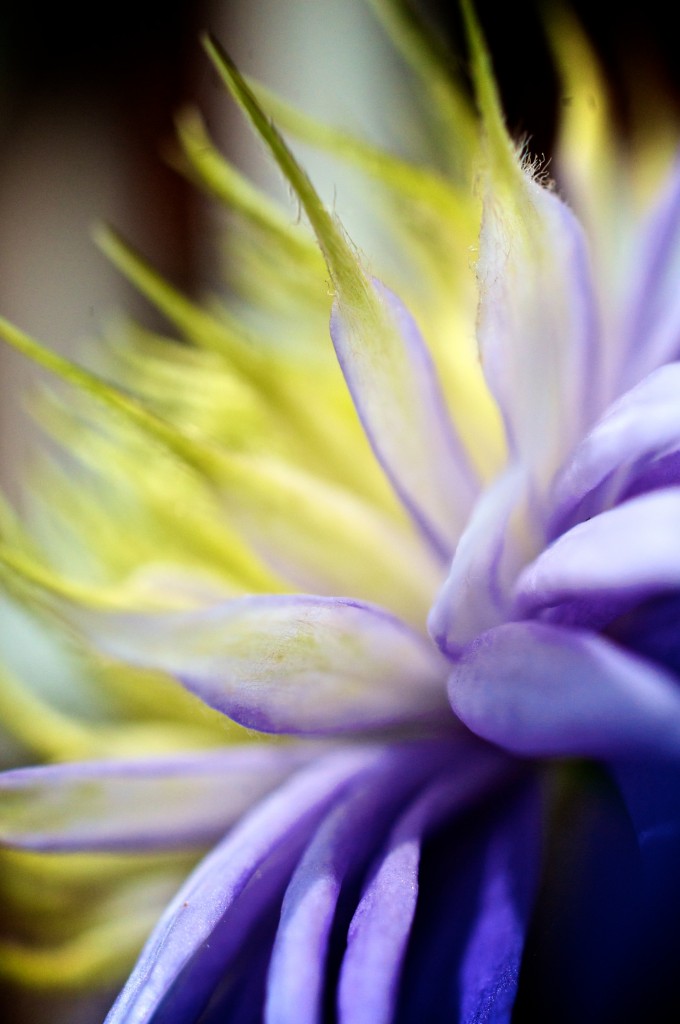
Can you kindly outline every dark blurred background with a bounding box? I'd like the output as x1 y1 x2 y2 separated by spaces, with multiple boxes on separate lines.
0 0 678 333
0 1 678 489
2 0 679 316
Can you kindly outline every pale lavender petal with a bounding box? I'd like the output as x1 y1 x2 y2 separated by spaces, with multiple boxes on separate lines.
449 621 680 758
549 363 680 536
79 595 450 735
458 783 541 1024
0 746 318 852
517 489 680 627
337 748 511 1024
477 175 599 485
330 281 478 559
619 153 680 388
428 466 532 656
104 746 382 1024
265 742 456 1024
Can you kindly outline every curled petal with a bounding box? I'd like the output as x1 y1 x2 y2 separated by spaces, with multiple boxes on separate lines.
79 595 450 735
549 363 680 535
517 489 680 627
449 621 680 758
0 747 318 852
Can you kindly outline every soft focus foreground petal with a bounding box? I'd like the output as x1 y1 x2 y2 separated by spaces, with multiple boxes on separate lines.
463 1 598 486
330 281 478 559
548 363 680 535
104 746 380 1024
78 595 450 735
337 747 511 1024
0 747 317 852
517 489 680 627
428 466 532 655
265 742 457 1024
449 621 680 758
208 41 476 560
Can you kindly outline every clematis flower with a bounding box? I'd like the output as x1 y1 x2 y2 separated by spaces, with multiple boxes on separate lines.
3 3 680 1022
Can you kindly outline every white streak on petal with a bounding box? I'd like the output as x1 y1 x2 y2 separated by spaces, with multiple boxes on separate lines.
0 747 318 852
104 748 380 1024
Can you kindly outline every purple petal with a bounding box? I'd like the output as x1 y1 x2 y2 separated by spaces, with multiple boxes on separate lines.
449 621 680 758
610 593 680 675
104 746 383 1024
517 488 680 627
477 175 599 485
0 746 319 852
265 742 457 1024
619 153 680 388
458 783 541 1024
330 281 478 560
548 363 680 536
80 595 450 736
337 748 511 1024
612 759 680 855
428 466 532 656
377 779 539 1022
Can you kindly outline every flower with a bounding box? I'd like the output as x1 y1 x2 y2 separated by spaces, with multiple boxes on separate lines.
2 2 680 1022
